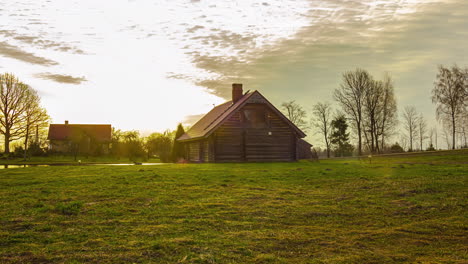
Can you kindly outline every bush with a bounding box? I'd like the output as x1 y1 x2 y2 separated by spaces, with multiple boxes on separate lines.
28 142 47 156
12 146 25 158
426 144 436 151
390 143 405 153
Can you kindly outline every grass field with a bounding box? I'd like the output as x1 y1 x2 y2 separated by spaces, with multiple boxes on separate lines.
0 150 467 263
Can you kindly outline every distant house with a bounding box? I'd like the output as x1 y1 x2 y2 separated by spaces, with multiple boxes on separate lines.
176 83 312 162
47 121 112 154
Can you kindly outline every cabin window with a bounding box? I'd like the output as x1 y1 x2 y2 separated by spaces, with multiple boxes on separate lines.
243 108 268 128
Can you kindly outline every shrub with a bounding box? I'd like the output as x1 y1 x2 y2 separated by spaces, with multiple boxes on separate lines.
426 144 436 151
390 143 405 153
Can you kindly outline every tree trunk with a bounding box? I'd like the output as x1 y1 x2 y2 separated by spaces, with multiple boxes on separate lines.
4 133 10 154
357 125 362 156
452 115 456 150
24 126 30 160
381 136 385 152
325 138 330 158
409 127 413 151
372 119 379 154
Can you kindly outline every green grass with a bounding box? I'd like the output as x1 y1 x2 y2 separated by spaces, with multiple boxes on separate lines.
0 151 467 263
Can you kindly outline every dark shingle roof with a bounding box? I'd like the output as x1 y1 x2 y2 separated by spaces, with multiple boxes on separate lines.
177 91 256 141
48 124 112 142
177 90 307 142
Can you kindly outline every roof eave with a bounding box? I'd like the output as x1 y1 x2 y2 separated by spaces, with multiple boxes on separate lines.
176 135 208 142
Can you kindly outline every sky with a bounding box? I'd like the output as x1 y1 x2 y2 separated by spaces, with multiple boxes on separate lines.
0 0 467 145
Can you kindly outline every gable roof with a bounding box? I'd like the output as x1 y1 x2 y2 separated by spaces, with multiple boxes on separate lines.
177 90 306 142
48 124 112 142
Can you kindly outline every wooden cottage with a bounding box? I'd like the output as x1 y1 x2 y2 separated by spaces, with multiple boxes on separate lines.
177 84 312 162
47 121 112 154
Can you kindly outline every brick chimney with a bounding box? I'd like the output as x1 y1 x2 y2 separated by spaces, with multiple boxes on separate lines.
232 83 243 103
65 120 69 125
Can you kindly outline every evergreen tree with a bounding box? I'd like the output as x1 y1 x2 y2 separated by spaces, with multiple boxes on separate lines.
330 115 354 157
171 123 185 162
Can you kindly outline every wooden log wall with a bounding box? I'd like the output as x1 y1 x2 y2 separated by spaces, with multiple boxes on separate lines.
214 103 297 162
185 139 214 162
213 111 242 162
188 141 200 162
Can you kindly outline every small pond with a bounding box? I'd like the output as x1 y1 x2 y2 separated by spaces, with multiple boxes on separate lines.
0 163 165 169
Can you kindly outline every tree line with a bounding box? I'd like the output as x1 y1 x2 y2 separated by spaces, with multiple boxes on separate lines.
281 64 468 157
2 64 466 160
0 73 188 162
109 124 186 162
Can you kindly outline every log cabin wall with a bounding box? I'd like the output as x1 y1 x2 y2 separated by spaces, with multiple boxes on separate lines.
187 141 201 162
203 140 211 162
185 139 214 162
213 112 243 162
214 103 297 162
208 137 215 162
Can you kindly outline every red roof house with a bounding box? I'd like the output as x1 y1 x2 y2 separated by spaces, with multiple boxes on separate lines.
47 121 112 154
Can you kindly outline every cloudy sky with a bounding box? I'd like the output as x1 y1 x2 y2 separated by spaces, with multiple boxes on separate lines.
1 0 467 143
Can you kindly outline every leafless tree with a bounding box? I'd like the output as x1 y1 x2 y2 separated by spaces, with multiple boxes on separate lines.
311 102 333 158
0 73 34 153
417 113 427 151
334 69 372 155
399 134 408 151
0 73 49 154
281 100 308 131
376 75 398 151
432 64 468 149
442 125 452 149
22 90 49 159
402 106 419 151
362 74 398 154
362 79 383 154
457 111 468 148
341 72 399 155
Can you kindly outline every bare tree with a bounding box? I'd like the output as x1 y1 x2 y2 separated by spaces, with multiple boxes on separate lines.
349 72 398 154
432 65 467 150
417 113 427 151
334 69 372 155
0 73 35 153
399 134 408 151
22 90 49 159
442 125 452 149
402 106 419 151
281 100 308 131
311 102 333 158
363 79 383 154
376 75 398 151
459 112 468 148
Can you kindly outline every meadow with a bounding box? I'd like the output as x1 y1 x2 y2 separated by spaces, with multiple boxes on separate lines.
0 150 467 263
